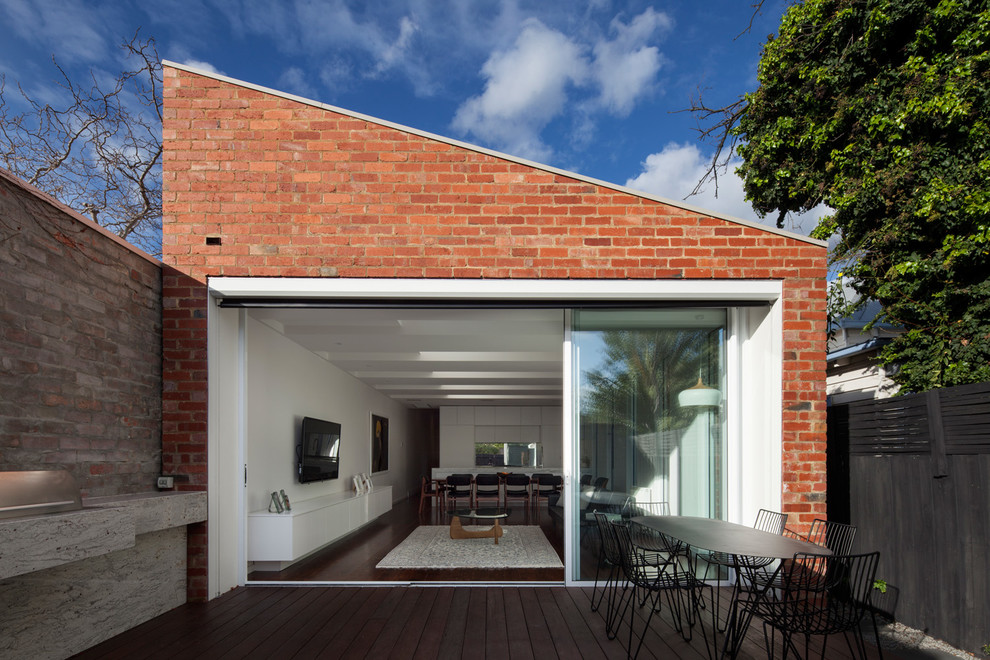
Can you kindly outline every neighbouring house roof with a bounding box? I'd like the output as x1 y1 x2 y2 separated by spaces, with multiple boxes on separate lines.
163 60 826 249
829 299 898 331
827 336 892 362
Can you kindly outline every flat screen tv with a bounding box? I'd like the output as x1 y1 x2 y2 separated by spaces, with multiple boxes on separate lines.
297 416 341 483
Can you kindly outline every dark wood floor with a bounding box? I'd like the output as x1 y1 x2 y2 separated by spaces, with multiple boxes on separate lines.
249 495 568 582
72 583 898 660
73 497 902 659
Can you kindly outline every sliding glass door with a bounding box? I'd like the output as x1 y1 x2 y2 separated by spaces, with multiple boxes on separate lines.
570 309 727 581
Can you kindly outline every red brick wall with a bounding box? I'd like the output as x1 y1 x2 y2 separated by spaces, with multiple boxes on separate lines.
162 66 828 598
0 171 162 497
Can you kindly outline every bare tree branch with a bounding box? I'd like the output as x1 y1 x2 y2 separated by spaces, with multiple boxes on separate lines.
0 31 162 255
671 1 767 201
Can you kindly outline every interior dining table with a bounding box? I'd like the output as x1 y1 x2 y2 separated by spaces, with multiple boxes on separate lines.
630 515 832 660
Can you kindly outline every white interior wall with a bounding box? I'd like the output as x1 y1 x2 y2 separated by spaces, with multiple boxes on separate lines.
245 316 416 514
439 405 562 467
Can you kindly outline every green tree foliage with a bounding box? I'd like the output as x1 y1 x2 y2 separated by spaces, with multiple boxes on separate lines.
735 0 990 392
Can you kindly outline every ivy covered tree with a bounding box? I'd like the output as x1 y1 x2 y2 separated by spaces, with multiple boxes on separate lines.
734 0 990 392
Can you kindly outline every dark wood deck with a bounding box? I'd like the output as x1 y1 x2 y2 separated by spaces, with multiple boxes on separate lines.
73 583 897 660
73 497 905 659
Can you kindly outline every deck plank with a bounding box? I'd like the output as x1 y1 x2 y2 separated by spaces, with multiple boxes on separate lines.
518 585 559 658
436 587 471 659
535 586 583 658
366 586 428 658
72 584 901 660
289 587 380 658
412 587 456 660
485 587 510 658
319 587 396 657
502 588 536 660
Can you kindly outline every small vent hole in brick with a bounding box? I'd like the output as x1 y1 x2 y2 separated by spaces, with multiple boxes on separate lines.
205 236 222 246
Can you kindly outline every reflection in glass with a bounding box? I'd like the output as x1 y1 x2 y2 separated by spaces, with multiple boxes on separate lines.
475 442 542 467
572 309 726 581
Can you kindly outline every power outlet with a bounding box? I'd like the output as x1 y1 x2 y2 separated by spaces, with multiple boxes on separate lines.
157 476 174 489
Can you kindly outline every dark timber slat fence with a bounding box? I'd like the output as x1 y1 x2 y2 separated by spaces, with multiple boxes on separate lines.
846 381 990 655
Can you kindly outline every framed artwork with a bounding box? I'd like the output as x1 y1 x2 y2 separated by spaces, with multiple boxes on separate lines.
371 414 389 473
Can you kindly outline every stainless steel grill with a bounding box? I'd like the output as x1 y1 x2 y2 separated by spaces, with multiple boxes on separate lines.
0 470 83 520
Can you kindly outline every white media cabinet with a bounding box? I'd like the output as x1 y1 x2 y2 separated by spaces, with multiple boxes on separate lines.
248 486 391 570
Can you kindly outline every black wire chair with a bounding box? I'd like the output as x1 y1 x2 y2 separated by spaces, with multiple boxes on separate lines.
628 501 692 607
591 511 626 639
608 519 714 660
629 501 680 558
750 518 857 593
699 509 788 631
744 551 883 660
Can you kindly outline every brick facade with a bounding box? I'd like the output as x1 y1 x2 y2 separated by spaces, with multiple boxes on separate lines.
162 65 828 599
0 170 162 497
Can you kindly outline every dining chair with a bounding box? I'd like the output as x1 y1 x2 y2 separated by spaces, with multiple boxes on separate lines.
750 518 857 593
628 501 691 606
503 473 532 510
445 473 473 509
608 519 713 660
473 473 501 508
417 475 444 515
591 512 626 639
804 518 858 556
532 473 562 508
745 551 883 660
700 508 788 631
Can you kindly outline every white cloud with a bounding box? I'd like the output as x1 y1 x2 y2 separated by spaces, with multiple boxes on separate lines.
591 8 671 115
624 142 827 236
0 0 112 64
319 57 353 92
451 7 670 162
374 15 418 73
278 66 316 99
451 19 589 162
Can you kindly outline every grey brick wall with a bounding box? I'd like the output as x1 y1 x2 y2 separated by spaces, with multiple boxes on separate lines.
0 171 162 496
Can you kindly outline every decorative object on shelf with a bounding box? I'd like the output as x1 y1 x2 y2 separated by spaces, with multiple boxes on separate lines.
353 475 364 493
371 414 389 473
279 489 291 511
268 491 284 513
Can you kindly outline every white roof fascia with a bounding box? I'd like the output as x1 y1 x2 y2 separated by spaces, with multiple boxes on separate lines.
163 60 826 249
208 277 783 303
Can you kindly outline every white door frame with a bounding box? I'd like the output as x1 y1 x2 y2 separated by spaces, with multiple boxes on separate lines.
206 277 784 595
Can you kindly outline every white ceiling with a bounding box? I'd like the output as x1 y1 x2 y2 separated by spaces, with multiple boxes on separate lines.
249 307 565 408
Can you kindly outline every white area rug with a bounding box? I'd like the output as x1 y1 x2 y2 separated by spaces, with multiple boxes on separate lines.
376 525 563 569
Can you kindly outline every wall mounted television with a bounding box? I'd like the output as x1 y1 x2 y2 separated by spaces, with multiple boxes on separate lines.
297 416 341 483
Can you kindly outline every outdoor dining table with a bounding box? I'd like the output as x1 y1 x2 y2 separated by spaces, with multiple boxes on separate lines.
630 515 832 659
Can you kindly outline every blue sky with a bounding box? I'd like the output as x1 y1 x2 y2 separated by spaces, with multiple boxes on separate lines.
0 0 824 236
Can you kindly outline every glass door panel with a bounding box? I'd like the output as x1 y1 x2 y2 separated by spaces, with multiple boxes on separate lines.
571 309 727 581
